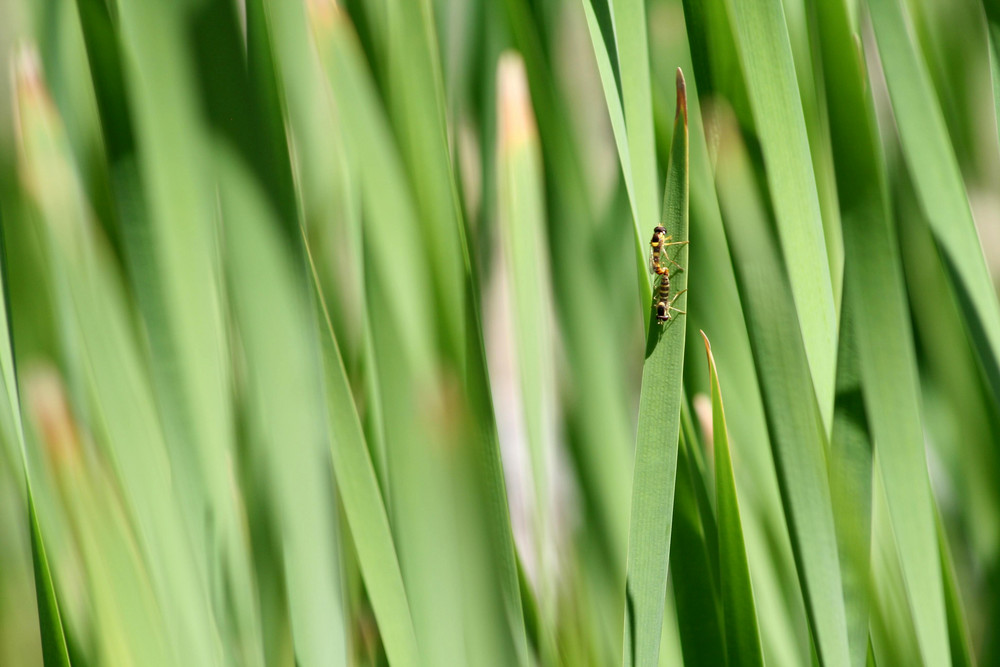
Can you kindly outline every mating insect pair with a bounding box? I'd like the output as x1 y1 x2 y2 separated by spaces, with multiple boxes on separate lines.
649 225 687 323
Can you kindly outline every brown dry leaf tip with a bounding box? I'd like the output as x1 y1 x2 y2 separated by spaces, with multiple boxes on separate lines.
497 52 537 154
14 44 45 99
675 67 687 126
306 0 340 32
25 366 80 465
11 45 53 137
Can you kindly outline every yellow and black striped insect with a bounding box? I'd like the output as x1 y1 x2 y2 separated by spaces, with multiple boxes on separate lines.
649 225 688 323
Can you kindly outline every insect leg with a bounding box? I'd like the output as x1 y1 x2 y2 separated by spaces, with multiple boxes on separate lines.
667 289 687 315
664 255 685 272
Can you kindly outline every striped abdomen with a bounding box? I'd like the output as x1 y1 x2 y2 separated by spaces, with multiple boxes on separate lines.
658 270 670 302
655 272 671 322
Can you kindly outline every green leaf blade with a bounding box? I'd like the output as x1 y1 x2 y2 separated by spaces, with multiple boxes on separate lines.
219 152 348 667
310 270 421 667
622 69 689 667
715 113 850 667
817 2 951 662
868 0 1000 419
17 52 223 667
702 332 764 667
723 0 838 427
27 494 72 667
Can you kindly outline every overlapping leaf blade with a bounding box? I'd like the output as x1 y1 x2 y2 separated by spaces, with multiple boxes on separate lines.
722 0 838 427
816 0 950 663
219 150 348 667
17 51 222 667
869 0 1000 416
1 69 70 663
714 112 850 667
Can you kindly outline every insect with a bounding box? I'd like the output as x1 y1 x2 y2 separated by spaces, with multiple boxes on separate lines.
648 225 688 323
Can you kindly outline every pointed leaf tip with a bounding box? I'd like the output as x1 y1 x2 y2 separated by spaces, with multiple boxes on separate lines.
675 68 687 124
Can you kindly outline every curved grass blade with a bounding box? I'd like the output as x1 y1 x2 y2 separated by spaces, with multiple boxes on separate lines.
868 0 1000 417
359 16 539 649
814 2 951 663
17 51 222 667
69 3 264 660
24 369 181 667
310 8 528 663
110 0 238 504
829 296 873 667
259 0 366 353
26 369 172 667
376 0 467 355
578 0 659 318
304 243 421 667
309 2 437 378
311 12 453 664
608 0 659 250
364 264 526 666
722 0 838 428
402 11 536 664
622 69 688 667
579 0 651 315
896 163 1000 566
936 511 974 667
363 276 467 667
218 151 347 667
714 113 850 667
0 81 70 663
273 0 413 648
701 332 764 667
810 11 879 658
26 493 72 667
241 0 302 245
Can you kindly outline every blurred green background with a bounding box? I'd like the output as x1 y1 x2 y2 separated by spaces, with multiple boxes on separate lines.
0 0 999 665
